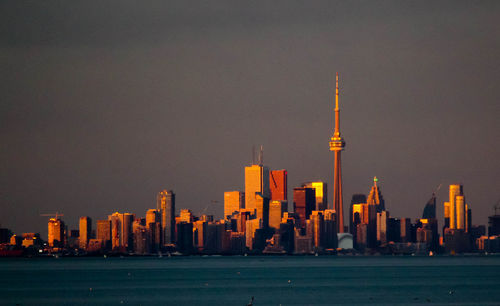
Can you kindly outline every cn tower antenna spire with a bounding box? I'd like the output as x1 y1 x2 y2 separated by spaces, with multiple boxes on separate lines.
329 72 346 233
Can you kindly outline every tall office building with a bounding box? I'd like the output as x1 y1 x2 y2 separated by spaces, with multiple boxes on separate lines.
245 164 270 211
146 209 161 251
108 212 135 251
224 191 245 219
79 216 92 250
350 194 366 235
311 211 325 249
270 170 287 201
422 193 437 219
302 182 328 211
245 162 270 228
329 73 346 233
293 187 316 228
376 211 389 245
367 177 385 212
96 219 111 249
48 218 65 247
269 200 287 229
447 184 465 230
157 190 175 245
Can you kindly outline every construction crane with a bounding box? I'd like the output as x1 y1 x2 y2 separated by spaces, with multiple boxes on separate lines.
40 212 64 219
201 200 220 216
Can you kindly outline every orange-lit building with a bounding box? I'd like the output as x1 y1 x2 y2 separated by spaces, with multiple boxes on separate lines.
269 170 287 201
269 200 287 230
48 218 65 247
303 181 327 211
79 216 92 250
224 191 244 219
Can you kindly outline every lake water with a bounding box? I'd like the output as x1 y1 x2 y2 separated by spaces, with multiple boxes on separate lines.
1 255 499 305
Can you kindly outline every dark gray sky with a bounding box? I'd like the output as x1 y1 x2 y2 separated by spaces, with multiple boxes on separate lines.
1 1 499 237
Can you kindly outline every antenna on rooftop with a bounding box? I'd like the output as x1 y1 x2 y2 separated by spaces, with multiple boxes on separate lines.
259 145 263 166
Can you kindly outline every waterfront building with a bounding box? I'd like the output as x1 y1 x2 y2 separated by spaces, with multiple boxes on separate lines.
133 218 149 254
489 214 500 236
448 184 463 229
311 211 325 250
324 209 338 249
293 187 315 228
400 218 412 242
329 73 346 233
224 191 244 219
269 170 287 201
79 216 92 250
176 222 193 254
302 181 327 211
157 190 175 245
108 212 135 251
96 220 111 249
48 218 65 248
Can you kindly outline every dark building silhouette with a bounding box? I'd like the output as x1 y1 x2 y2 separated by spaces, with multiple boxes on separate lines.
293 187 316 228
157 190 175 245
422 194 436 219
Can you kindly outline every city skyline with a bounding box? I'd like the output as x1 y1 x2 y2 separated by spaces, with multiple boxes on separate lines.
1 1 499 237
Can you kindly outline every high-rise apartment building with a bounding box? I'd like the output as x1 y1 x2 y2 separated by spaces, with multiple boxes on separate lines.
269 170 287 201
157 190 175 245
302 182 328 211
108 212 135 251
48 218 65 247
224 191 244 219
79 216 92 250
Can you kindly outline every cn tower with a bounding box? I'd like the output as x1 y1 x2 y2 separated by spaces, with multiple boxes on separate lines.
329 73 346 233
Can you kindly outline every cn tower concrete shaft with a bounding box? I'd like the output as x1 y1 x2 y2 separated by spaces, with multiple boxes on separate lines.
329 73 346 233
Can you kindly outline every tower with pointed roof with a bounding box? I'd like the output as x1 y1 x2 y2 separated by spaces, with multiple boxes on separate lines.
329 73 346 233
367 176 385 212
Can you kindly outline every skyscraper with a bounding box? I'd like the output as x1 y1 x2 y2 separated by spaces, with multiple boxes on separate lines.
48 218 65 247
224 191 245 219
245 162 270 227
293 187 316 228
269 170 287 201
448 184 464 230
96 219 111 249
157 190 175 245
367 177 385 212
329 73 346 233
269 200 287 229
422 193 437 219
302 181 327 211
79 216 92 250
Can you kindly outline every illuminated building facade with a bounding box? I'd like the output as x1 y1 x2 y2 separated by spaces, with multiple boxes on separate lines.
48 218 65 247
269 200 287 230
79 216 92 250
302 181 327 211
269 170 287 201
245 164 270 216
224 191 244 219
329 73 346 233
367 177 385 212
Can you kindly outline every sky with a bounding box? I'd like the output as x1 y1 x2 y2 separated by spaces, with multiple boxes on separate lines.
1 1 499 237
